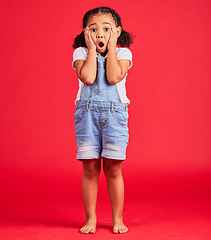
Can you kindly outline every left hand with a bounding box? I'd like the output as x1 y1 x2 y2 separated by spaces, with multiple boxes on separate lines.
108 25 118 50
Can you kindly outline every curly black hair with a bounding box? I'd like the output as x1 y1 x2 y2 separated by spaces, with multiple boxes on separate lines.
72 7 134 49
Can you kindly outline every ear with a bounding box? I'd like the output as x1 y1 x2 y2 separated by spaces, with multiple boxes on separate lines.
83 28 86 35
116 26 122 38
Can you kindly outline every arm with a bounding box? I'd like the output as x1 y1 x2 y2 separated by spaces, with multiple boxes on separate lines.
106 26 130 84
75 27 97 85
75 49 97 85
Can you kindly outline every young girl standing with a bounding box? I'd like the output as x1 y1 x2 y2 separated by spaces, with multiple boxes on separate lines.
72 7 133 234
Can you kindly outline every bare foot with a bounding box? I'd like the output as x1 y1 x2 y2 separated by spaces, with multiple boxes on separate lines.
80 218 96 234
113 217 128 234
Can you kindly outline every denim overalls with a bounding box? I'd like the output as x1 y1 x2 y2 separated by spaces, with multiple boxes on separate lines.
74 56 129 160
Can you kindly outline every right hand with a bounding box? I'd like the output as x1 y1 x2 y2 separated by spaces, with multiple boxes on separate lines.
84 27 96 51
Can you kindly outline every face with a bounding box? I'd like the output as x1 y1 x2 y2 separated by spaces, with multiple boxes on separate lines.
85 13 121 55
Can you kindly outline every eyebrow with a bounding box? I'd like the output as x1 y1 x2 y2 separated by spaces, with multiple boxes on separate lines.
88 22 112 27
103 22 112 25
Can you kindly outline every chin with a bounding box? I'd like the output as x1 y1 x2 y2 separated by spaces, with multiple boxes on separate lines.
99 51 108 57
97 48 108 55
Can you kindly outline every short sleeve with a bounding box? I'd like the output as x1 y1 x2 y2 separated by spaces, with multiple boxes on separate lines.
72 47 88 69
117 48 133 69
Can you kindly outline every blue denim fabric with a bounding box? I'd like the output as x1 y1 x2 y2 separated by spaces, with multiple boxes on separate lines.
74 56 129 160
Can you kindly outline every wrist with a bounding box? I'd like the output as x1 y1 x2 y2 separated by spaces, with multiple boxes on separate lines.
108 45 116 53
88 48 97 54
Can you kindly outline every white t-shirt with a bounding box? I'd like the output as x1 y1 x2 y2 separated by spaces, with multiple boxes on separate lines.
72 47 133 104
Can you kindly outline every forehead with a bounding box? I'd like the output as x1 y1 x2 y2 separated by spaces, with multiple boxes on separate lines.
87 13 116 26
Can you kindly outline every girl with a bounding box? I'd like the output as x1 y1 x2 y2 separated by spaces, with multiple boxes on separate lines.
72 7 133 234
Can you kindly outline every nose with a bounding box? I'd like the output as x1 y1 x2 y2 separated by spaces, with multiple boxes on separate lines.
96 30 103 38
97 34 103 38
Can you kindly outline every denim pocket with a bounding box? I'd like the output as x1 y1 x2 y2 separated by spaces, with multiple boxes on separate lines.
74 107 86 124
114 110 128 126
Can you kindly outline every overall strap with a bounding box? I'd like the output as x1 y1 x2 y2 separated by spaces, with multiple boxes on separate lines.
79 55 122 103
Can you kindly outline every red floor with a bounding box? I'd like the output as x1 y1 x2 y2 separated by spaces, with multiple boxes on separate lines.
0 193 210 240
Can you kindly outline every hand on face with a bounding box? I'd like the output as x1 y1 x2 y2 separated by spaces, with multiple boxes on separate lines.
108 25 118 50
84 27 96 50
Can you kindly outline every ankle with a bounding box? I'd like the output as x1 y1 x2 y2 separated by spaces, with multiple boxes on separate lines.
86 215 97 222
112 215 123 223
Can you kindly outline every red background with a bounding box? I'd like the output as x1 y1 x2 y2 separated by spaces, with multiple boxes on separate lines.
0 0 211 239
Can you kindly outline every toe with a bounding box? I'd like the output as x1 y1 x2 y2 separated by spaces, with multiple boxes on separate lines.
90 228 96 234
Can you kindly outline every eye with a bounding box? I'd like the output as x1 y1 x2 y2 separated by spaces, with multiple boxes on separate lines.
90 28 96 32
104 28 110 31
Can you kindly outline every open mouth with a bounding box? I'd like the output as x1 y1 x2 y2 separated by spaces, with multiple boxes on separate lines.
98 42 104 48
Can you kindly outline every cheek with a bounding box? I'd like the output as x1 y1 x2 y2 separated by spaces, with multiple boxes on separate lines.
90 31 95 37
90 33 96 41
105 32 111 40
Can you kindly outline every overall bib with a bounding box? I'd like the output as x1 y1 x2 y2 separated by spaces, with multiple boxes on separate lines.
74 56 129 160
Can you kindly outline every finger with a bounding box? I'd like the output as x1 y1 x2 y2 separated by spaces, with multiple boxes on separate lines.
110 27 113 37
110 25 113 34
86 27 90 34
84 27 88 37
86 29 92 42
112 25 117 35
88 30 93 42
87 27 92 39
